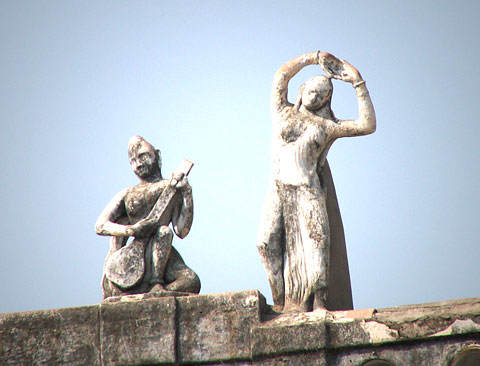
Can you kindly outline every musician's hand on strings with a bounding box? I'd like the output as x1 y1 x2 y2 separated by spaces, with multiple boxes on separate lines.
130 218 157 237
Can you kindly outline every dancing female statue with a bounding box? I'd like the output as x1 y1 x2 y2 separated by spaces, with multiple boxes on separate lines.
257 51 376 312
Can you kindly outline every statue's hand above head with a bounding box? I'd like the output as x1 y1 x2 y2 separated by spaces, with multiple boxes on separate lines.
318 52 363 84
130 218 157 238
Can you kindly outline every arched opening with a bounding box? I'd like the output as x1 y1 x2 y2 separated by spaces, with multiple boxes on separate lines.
450 345 480 366
363 359 394 366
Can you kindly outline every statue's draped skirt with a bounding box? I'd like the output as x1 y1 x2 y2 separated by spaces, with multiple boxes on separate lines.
276 181 329 307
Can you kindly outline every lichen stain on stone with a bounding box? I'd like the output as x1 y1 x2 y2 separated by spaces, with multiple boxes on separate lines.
362 321 399 343
244 295 258 308
190 316 215 359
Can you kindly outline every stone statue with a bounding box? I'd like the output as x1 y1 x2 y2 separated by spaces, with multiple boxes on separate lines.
257 51 376 312
95 136 200 299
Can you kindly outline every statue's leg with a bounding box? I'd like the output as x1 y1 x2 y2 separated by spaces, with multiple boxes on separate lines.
150 225 173 288
297 185 330 311
257 184 285 310
164 247 201 294
281 183 315 313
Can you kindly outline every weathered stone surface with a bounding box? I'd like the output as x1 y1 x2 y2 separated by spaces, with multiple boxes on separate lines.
101 289 192 304
1 293 479 365
333 336 480 366
373 297 480 339
251 311 329 357
254 337 480 366
252 297 480 361
177 290 266 363
100 297 176 365
0 305 100 365
253 351 327 366
202 363 253 366
252 309 392 357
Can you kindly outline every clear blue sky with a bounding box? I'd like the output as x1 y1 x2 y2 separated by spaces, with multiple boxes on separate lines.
1 1 479 313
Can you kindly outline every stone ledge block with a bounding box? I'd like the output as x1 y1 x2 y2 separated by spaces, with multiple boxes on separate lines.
177 290 266 363
253 351 327 366
251 310 387 357
100 297 176 365
252 320 328 357
0 305 100 366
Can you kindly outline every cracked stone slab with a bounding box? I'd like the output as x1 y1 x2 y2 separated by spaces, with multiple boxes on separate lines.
252 298 480 357
362 320 399 342
252 308 401 357
373 297 480 323
431 319 480 337
372 297 480 339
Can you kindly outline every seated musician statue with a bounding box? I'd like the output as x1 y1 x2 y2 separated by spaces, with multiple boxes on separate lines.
95 135 200 299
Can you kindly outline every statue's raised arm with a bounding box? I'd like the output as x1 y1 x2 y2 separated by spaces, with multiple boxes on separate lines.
271 51 320 115
318 52 376 139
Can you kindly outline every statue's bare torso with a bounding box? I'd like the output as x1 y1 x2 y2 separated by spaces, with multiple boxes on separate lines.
124 180 174 226
273 109 330 187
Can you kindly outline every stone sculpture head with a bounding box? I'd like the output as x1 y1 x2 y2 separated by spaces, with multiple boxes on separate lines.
128 135 162 180
300 75 333 111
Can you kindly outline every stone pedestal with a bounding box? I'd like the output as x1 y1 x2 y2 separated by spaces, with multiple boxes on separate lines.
1 291 480 365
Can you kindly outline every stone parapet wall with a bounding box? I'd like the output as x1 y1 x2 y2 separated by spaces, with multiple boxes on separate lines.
1 290 479 365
